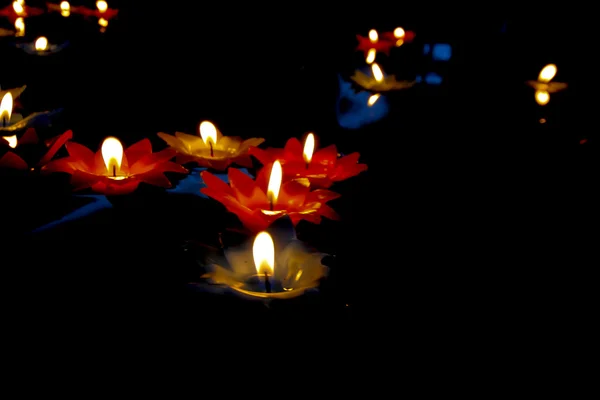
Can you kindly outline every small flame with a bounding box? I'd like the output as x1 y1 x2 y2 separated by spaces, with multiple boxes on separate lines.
535 90 550 106
98 17 108 27
101 137 124 176
394 27 405 38
13 1 24 15
35 36 48 51
3 135 17 148
199 120 217 146
395 39 404 47
96 0 107 13
267 160 282 205
368 94 380 106
60 1 70 16
15 17 24 35
253 231 275 276
371 63 384 82
0 92 13 123
368 29 378 43
366 48 376 64
303 133 315 164
538 64 557 83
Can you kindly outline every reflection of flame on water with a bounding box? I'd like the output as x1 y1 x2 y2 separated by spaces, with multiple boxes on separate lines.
3 135 17 148
535 90 550 106
253 231 275 276
367 94 380 106
98 17 108 31
371 63 384 82
35 37 48 51
368 29 378 43
15 17 24 36
60 1 70 16
101 137 125 179
366 48 376 64
303 133 315 164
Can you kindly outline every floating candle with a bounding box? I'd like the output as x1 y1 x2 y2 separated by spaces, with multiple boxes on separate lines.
0 128 72 170
17 36 68 55
525 63 567 106
381 26 416 46
42 137 188 195
200 164 340 232
77 0 118 20
351 63 416 92
249 134 367 189
356 29 395 58
158 120 264 170
0 1 44 22
195 216 329 300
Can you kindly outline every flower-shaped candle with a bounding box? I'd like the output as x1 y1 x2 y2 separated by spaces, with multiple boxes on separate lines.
381 26 416 47
356 29 396 59
351 63 416 92
78 0 118 19
525 64 567 106
0 128 72 170
46 1 84 17
200 161 340 232
42 137 188 195
249 133 367 188
0 1 44 23
196 216 329 300
17 36 68 56
0 92 61 133
158 120 265 170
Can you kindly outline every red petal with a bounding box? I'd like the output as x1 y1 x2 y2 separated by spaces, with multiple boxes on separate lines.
0 152 28 170
234 154 254 168
137 170 172 187
306 189 341 203
42 158 73 174
277 181 309 209
125 138 153 166
37 130 73 167
71 170 100 190
312 144 338 167
155 161 188 174
248 146 274 166
130 148 177 174
201 171 233 196
229 168 268 208
91 178 140 195
65 142 95 170
19 128 39 145
317 204 340 220
283 138 304 160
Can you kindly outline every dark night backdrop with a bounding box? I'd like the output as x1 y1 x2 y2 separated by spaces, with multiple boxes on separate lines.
0 1 594 365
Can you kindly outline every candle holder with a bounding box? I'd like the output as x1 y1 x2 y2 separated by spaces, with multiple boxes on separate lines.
16 36 69 56
335 75 389 129
351 63 416 92
200 163 341 233
189 216 330 300
0 1 44 23
158 120 264 170
249 134 367 189
42 137 188 195
0 91 62 133
1 128 72 170
525 63 567 106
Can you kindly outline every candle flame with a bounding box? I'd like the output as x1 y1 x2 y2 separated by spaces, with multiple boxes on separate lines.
538 64 557 83
35 36 48 51
15 17 24 35
101 137 124 176
13 1 24 15
303 133 315 164
535 90 550 106
98 17 108 27
199 120 217 146
96 0 107 13
0 92 13 123
253 231 274 276
60 1 70 16
3 135 17 148
368 94 380 106
267 160 282 205
371 63 383 82
394 27 405 38
366 48 376 64
368 29 378 43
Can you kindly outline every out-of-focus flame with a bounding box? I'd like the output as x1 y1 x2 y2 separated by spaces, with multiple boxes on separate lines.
98 17 108 27
368 29 378 43
303 133 315 164
35 36 48 51
267 160 282 205
253 231 275 276
199 120 217 145
60 1 70 16
96 0 107 13
535 90 550 106
15 17 24 36
101 137 124 176
395 39 404 47
3 135 17 148
366 48 376 64
13 1 24 15
538 64 557 83
367 94 380 106
394 27 405 38
371 63 383 82
0 93 13 124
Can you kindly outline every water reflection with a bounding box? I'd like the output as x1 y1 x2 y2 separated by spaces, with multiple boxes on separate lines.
336 75 389 130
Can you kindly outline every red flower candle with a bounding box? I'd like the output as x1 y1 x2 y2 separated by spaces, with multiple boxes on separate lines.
356 29 395 58
158 120 264 170
200 161 341 232
78 0 118 19
381 27 416 45
249 133 367 189
0 1 44 23
0 128 72 170
42 137 188 195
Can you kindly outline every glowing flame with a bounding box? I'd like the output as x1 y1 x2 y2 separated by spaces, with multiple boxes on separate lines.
368 94 380 106
98 17 108 27
371 63 383 82
13 1 24 15
538 64 557 83
60 1 70 16
303 133 315 164
15 17 24 35
535 90 550 106
395 39 404 47
366 48 376 64
101 137 124 176
394 27 405 38
35 37 48 51
199 120 217 145
267 160 282 205
0 92 13 124
253 231 275 276
368 29 378 43
96 0 107 13
3 135 17 148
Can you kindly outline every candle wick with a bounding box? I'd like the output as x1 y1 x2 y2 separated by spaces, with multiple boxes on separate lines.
112 165 116 177
305 162 309 170
264 272 271 293
209 141 213 157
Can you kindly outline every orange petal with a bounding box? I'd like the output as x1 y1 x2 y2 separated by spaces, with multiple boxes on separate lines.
37 130 73 167
19 128 39 145
42 158 74 174
306 189 341 203
248 146 273 166
229 168 268 208
317 204 340 220
155 161 188 174
71 170 100 190
0 152 28 170
233 154 254 168
130 148 177 174
278 180 310 209
65 141 95 170
137 170 173 187
201 170 234 196
125 138 153 166
92 178 140 195
313 144 338 167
